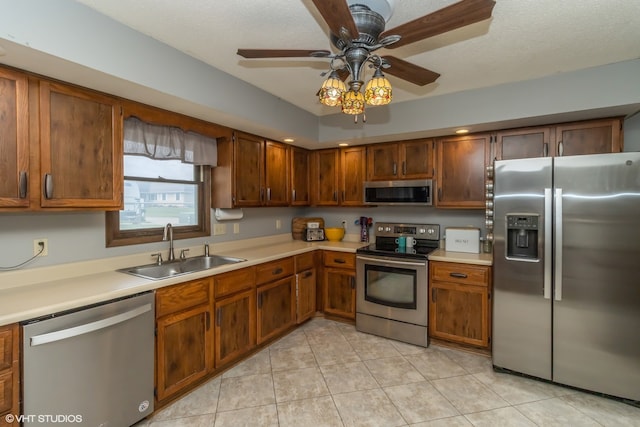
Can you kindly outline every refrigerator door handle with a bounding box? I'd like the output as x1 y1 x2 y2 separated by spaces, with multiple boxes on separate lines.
554 187 563 301
544 188 552 299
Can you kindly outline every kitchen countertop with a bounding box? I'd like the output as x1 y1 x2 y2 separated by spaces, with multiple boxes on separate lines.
428 248 493 266
0 235 493 327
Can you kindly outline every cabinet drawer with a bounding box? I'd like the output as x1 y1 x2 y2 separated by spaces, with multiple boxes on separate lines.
430 261 490 287
256 257 294 286
0 370 13 414
0 327 13 371
156 278 212 318
295 251 315 273
214 266 256 298
323 251 355 269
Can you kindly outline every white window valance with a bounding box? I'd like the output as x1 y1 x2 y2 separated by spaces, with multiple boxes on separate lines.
123 116 217 166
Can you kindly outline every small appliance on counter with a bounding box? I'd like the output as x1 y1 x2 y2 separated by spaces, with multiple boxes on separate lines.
304 225 325 241
292 217 324 240
445 227 480 253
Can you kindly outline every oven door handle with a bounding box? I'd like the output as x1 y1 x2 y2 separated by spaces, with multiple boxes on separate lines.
356 255 426 267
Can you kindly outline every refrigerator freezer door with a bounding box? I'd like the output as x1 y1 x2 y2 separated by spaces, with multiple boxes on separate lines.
493 157 553 380
553 152 640 401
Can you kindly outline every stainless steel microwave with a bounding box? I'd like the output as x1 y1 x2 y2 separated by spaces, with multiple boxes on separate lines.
363 179 433 206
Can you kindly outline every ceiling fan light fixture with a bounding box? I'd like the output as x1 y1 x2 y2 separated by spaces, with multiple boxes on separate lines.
364 68 392 106
341 89 365 115
319 71 347 107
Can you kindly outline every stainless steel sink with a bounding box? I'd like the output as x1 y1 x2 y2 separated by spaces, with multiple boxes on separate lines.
118 255 246 280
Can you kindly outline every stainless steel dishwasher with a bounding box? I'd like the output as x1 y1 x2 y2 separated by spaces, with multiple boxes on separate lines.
22 291 155 427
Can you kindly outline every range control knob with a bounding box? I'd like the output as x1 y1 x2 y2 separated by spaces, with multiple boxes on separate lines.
486 209 494 218
486 232 494 242
485 192 494 200
377 226 384 232
385 226 391 232
485 219 494 229
486 200 494 209
486 182 494 191
486 165 494 178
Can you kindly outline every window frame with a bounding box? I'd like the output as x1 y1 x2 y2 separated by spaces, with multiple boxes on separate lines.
106 101 229 248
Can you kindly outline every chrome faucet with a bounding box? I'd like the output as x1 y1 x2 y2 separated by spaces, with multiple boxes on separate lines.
163 223 175 261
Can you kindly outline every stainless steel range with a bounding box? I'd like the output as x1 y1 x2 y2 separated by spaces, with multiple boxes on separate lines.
356 222 440 347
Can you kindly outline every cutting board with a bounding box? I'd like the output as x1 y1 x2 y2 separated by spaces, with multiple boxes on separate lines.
292 217 325 240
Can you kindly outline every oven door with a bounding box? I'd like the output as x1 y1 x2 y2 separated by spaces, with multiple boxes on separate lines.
356 255 428 326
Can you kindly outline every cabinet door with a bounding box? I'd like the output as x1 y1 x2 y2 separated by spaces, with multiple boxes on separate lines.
214 289 256 368
0 324 19 423
400 139 434 179
39 81 123 208
0 68 29 208
323 268 356 320
436 134 490 208
312 149 340 205
257 276 296 344
340 146 367 206
496 127 553 159
234 132 264 206
429 282 490 348
265 141 289 206
297 269 317 324
156 304 213 401
555 118 622 156
367 143 399 181
290 147 310 206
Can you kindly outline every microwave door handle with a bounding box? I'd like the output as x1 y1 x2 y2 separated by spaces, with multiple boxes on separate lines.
357 255 426 267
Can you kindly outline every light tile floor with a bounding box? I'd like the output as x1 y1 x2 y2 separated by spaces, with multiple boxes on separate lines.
137 317 640 426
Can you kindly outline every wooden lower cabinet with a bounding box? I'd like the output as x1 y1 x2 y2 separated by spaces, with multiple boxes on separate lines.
214 289 256 367
0 324 19 426
323 251 356 320
155 278 213 403
429 261 492 349
257 276 296 344
296 268 317 323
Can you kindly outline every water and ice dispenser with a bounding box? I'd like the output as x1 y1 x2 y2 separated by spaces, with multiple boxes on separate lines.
506 214 539 260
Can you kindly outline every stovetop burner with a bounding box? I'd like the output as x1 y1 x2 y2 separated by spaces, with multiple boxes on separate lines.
356 222 441 260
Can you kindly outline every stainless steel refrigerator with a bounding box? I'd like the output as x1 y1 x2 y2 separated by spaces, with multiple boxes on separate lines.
492 152 640 402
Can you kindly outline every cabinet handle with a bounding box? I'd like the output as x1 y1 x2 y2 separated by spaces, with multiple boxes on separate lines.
350 277 355 289
205 311 210 331
292 189 296 201
342 190 345 202
303 270 313 279
438 187 442 202
558 141 564 156
402 161 406 176
272 267 283 275
258 292 263 308
333 191 338 202
449 272 468 279
267 187 271 201
19 171 28 199
333 258 346 264
432 288 436 302
543 142 549 157
44 173 53 199
392 162 397 176
216 307 221 327
260 188 265 202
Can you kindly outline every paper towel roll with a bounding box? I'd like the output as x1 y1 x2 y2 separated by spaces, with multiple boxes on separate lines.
214 208 244 221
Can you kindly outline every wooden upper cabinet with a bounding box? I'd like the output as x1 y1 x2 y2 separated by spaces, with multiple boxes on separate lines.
554 118 622 156
495 127 553 160
436 134 490 209
367 139 434 181
0 67 29 209
311 148 340 206
39 80 123 209
340 146 367 206
234 132 264 206
264 141 289 206
290 146 310 206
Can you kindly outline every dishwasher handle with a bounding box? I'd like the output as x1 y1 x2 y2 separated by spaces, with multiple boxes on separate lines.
30 303 153 347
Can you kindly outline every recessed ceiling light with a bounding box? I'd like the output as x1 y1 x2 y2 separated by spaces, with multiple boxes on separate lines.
338 143 349 146
455 129 469 134
283 138 294 143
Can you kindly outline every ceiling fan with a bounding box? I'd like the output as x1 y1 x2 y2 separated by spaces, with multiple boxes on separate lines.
237 0 496 118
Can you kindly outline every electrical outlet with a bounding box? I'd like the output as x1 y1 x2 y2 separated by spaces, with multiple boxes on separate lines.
276 219 282 230
213 224 227 235
233 223 240 234
341 220 347 229
34 238 48 256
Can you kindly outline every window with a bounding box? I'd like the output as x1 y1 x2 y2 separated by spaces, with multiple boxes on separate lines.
106 116 216 247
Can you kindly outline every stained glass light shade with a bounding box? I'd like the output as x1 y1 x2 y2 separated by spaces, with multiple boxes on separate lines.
318 71 346 107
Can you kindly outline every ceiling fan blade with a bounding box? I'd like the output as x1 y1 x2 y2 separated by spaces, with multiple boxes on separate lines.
382 56 440 86
311 0 359 40
380 0 496 49
336 68 350 81
237 49 331 58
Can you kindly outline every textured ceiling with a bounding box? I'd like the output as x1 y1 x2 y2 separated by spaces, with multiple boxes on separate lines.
75 0 640 117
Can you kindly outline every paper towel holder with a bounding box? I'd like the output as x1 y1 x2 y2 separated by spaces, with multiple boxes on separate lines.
214 208 244 221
